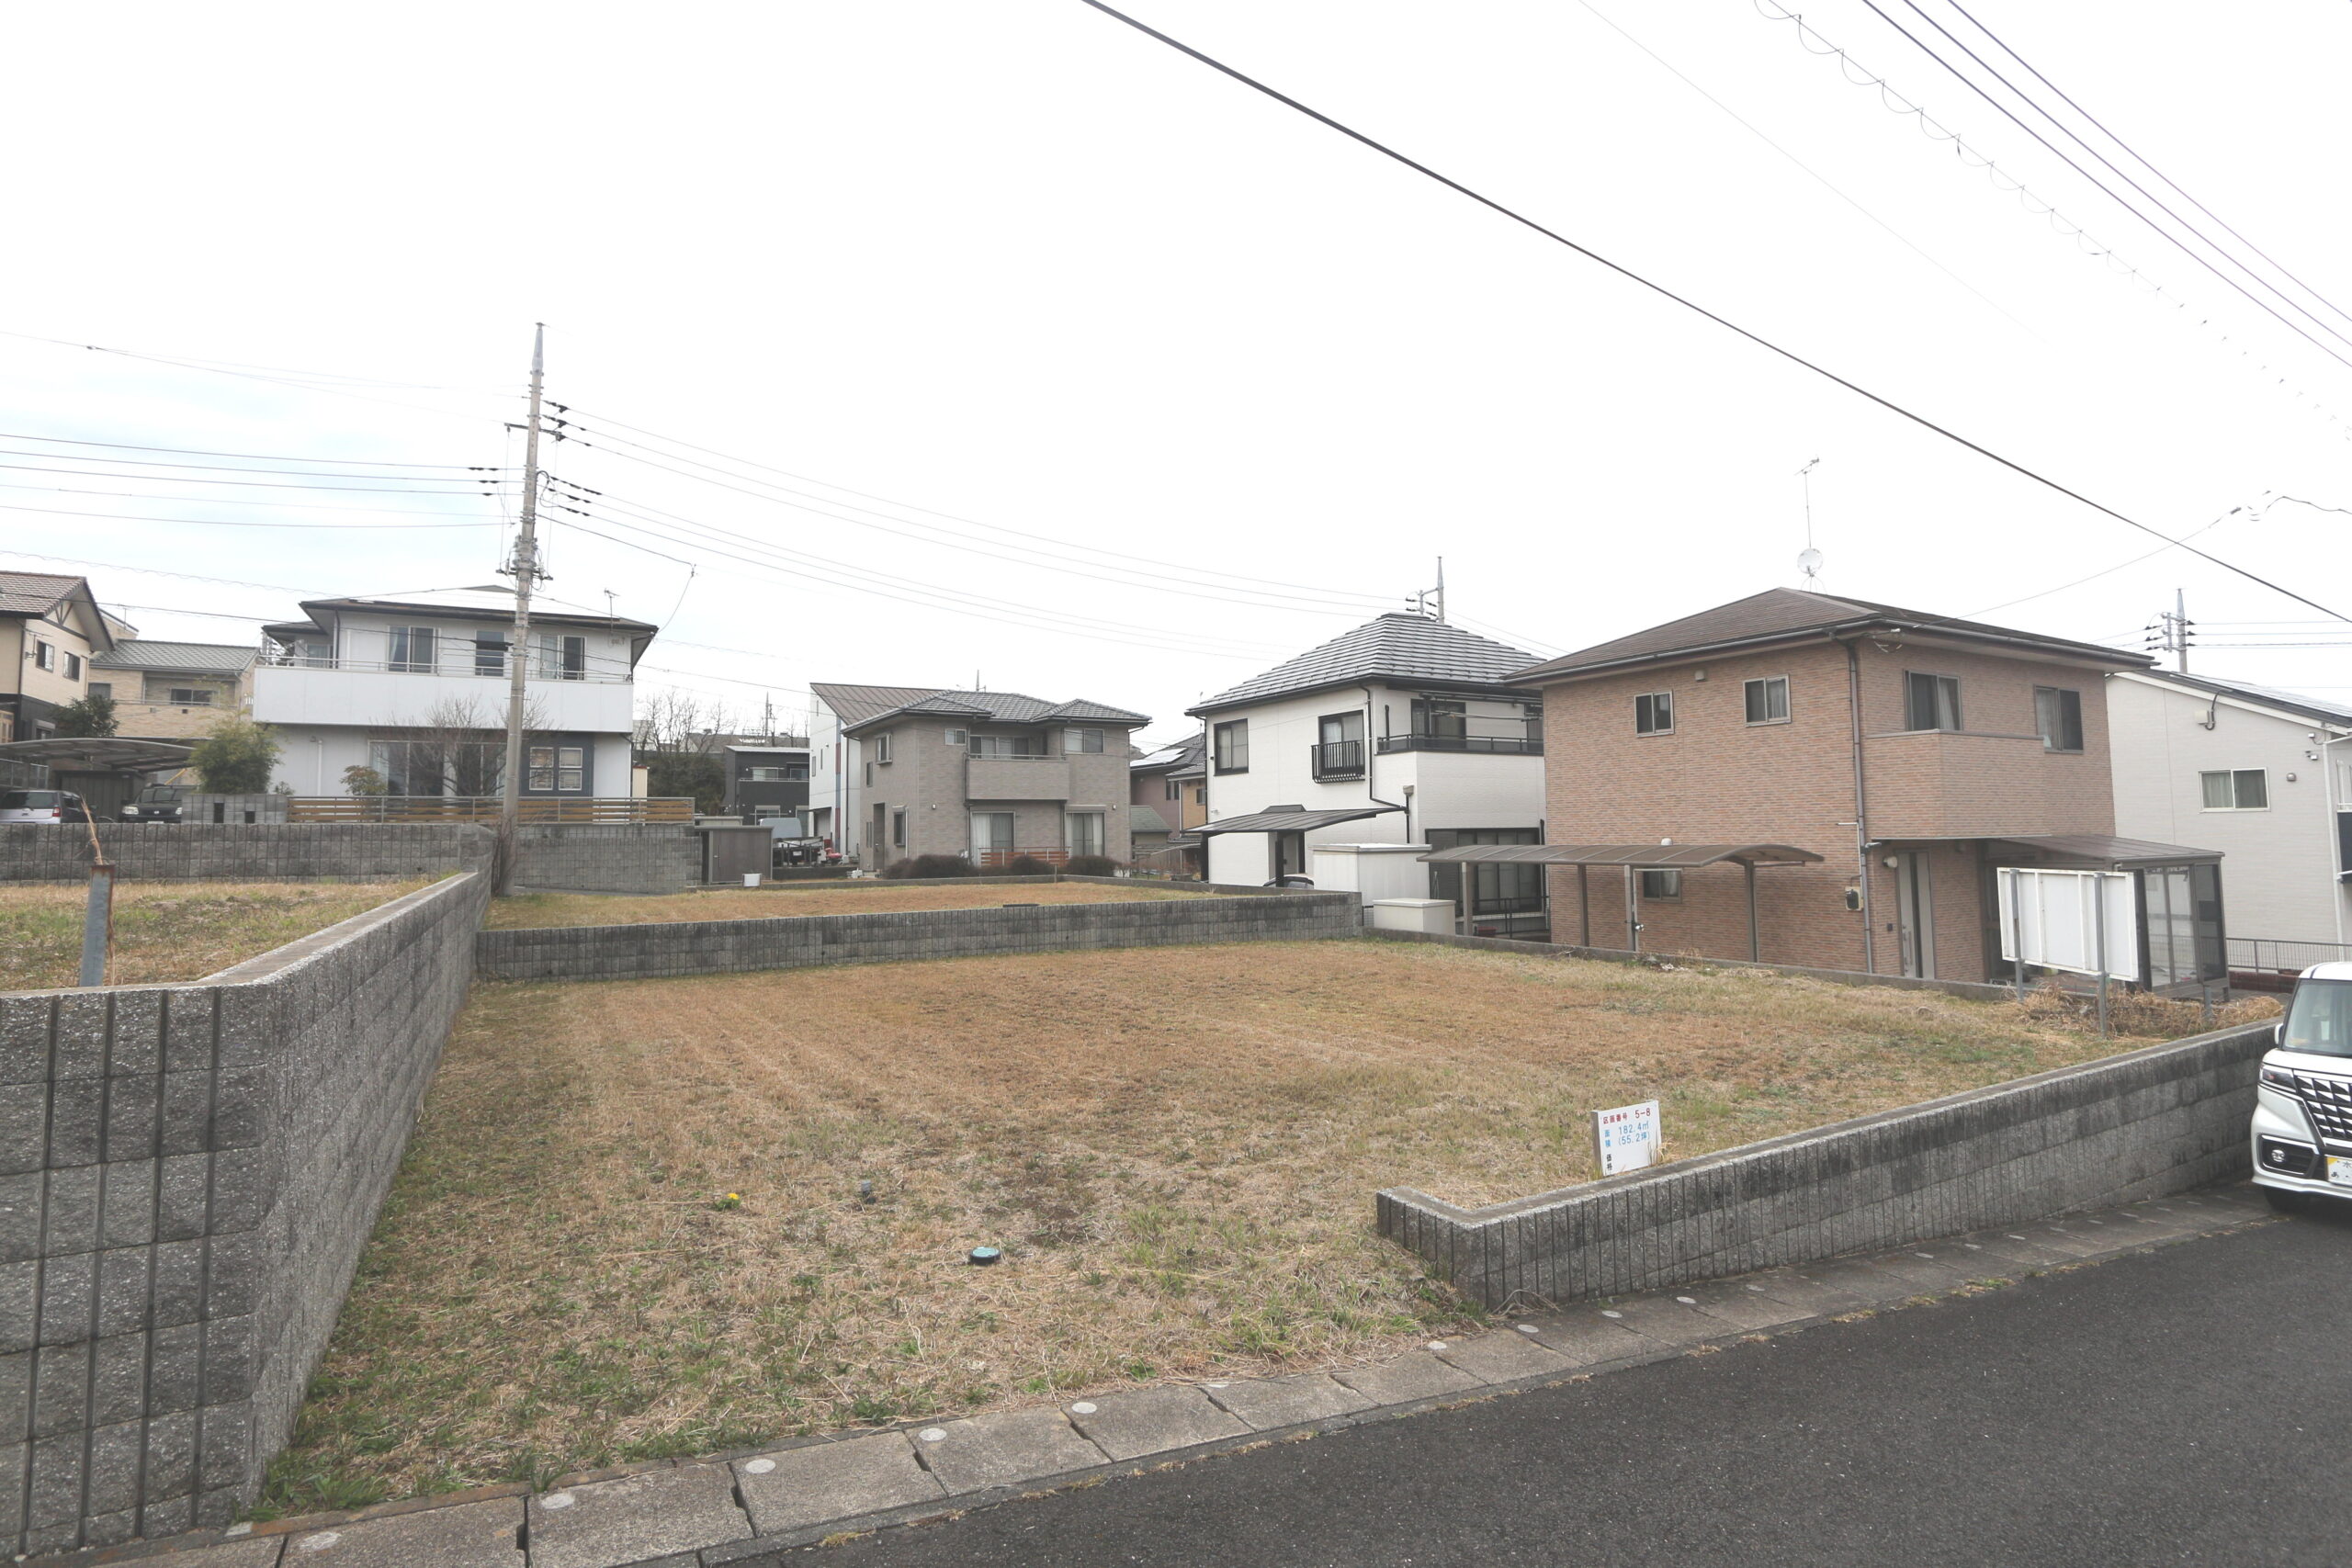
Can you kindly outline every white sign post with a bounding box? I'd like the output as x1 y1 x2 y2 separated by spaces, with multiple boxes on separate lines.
1591 1100 1662 1177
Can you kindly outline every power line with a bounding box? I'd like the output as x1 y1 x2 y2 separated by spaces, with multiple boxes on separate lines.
0 460 504 495
0 446 501 481
1072 0 2349 624
0 501 497 530
0 479 508 516
0 430 505 469
1932 0 2352 333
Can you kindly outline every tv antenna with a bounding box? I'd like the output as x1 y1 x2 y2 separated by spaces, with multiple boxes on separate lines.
1795 458 1824 588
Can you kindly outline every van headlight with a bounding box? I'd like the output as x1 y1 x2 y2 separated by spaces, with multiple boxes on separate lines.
2262 1064 2300 1090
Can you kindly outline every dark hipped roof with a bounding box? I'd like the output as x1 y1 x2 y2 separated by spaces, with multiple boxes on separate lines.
1190 614 1539 716
2120 668 2352 729
1513 588 2150 683
91 640 255 676
814 682 1148 735
1132 733 1206 776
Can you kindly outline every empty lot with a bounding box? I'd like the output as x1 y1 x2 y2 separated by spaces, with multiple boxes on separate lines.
0 878 428 991
487 881 1212 929
271 937 2244 1511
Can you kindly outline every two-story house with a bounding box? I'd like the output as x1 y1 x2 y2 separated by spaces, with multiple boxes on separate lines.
809 683 1150 867
254 591 655 800
1501 589 2227 991
1129 733 1207 861
2109 669 2352 967
0 571 118 741
1187 613 1548 921
718 735 812 820
88 641 257 739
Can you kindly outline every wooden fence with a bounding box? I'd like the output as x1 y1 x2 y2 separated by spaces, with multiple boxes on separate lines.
286 795 695 824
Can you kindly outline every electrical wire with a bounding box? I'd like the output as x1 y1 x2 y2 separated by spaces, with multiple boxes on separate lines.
0 430 505 469
0 460 503 495
0 479 510 516
0 502 498 530
0 446 501 481
1072 0 2350 624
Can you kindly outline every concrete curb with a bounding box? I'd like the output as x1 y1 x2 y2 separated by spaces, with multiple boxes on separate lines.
25 1184 2274 1568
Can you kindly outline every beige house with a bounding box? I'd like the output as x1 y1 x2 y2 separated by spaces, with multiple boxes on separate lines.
89 641 257 739
1506 589 2228 991
0 570 118 741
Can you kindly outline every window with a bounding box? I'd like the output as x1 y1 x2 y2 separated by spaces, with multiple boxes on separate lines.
1164 777 1182 801
86 682 111 701
527 745 585 792
970 811 1015 858
167 688 215 707
1066 810 1105 858
533 632 586 681
1411 697 1467 739
1639 869 1682 899
970 733 1043 758
64 653 81 682
873 732 893 763
1743 677 1790 726
474 635 508 677
388 626 436 672
1213 718 1250 773
1522 702 1544 744
2034 686 2084 752
864 761 874 786
1904 671 1962 732
891 807 907 848
1064 728 1105 754
2200 769 2268 810
747 766 789 782
1316 711 1364 777
33 641 53 671
945 728 967 746
1634 692 1673 735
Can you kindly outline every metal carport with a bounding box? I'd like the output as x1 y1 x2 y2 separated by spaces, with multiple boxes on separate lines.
1419 841 1824 958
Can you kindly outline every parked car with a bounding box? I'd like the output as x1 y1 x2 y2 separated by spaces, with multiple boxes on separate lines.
0 789 91 824
119 784 185 824
2251 962 2352 1210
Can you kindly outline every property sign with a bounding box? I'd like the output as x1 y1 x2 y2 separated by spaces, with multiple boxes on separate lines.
1591 1100 1662 1177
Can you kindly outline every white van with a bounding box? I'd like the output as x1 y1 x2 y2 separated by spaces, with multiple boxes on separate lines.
0 789 90 825
2251 962 2352 1210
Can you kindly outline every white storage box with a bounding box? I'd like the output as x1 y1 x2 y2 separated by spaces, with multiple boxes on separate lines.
1369 897 1455 934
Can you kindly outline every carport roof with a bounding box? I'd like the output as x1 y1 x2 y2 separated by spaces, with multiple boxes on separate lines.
0 738 194 773
1192 806 1403 837
1420 841 1825 867
1980 834 2222 870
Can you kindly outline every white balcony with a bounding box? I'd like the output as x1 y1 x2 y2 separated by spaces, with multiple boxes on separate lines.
252 663 633 735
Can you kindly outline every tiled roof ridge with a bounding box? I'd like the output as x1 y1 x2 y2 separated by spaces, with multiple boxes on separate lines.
1190 614 1540 713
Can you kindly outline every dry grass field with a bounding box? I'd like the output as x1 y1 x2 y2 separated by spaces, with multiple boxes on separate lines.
267 939 2271 1512
0 879 429 991
485 882 1210 930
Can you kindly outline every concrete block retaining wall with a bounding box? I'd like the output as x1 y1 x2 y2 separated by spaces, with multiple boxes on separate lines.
1378 1021 2274 1309
475 889 1362 981
0 872 491 1554
510 824 697 894
0 825 492 884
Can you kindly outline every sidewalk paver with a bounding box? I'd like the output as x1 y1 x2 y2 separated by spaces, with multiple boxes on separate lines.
1063 1386 1250 1461
1506 1310 1660 1368
1329 1348 1484 1405
1431 1329 1571 1384
1859 1248 1979 1291
172 1539 285 1568
1740 1269 1874 1315
1674 1280 1815 1331
288 1496 522 1568
1200 1372 1373 1430
525 1466 749 1568
1781 1257 1920 1304
1591 1293 1728 1347
1951 1231 2076 1271
911 1408 1107 1495
732 1434 944 1536
2021 1223 2116 1258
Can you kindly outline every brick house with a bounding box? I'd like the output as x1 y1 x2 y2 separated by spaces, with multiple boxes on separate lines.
808 684 1149 867
1502 589 2228 990
87 640 257 740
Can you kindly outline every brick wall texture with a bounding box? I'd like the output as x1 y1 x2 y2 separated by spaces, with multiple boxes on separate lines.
0 872 490 1554
510 824 697 894
1534 637 2122 982
1377 1019 2270 1310
475 889 1360 981
0 825 492 884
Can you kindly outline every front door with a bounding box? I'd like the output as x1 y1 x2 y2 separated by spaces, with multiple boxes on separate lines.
1895 852 1936 978
1273 831 1307 883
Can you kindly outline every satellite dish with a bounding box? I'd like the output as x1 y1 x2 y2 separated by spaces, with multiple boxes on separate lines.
1797 547 1824 581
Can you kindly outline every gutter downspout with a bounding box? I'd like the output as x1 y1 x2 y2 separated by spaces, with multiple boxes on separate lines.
2324 728 2351 949
1839 636 1877 974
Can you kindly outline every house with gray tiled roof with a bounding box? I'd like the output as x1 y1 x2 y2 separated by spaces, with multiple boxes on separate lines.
1183 613 1549 921
88 640 257 741
808 682 1151 867
0 570 119 742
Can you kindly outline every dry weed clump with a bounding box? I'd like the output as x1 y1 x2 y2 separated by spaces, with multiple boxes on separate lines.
2013 979 2279 1038
0 879 427 991
485 881 1209 930
274 938 2224 1511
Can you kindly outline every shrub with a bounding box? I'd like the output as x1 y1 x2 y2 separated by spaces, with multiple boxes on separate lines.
189 714 281 794
53 693 117 738
881 854 976 880
1004 854 1055 876
645 752 726 815
1063 854 1119 878
341 765 389 797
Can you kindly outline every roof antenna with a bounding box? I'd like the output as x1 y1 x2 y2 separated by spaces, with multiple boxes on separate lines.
1795 458 1824 590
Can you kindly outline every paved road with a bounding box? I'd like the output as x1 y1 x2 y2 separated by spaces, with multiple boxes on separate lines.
812 1202 2352 1567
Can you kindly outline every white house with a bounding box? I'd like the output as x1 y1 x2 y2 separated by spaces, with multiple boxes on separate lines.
254 591 655 799
2109 668 2352 964
1188 613 1549 930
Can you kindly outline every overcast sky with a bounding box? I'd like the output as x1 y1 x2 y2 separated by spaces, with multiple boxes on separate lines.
5 1 2348 745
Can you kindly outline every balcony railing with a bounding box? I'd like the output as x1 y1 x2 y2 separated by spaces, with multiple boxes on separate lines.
1309 739 1365 779
288 795 693 823
258 653 626 684
1374 733 1542 755
2226 936 2352 976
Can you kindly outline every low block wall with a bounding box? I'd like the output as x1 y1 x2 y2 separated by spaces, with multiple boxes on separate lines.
475 889 1361 981
512 824 697 895
0 872 491 1553
1378 1021 2274 1309
1364 927 2018 1001
0 824 492 883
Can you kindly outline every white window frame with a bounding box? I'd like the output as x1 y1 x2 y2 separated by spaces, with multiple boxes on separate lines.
873 732 893 764
388 626 437 673
944 728 967 746
1743 676 1790 727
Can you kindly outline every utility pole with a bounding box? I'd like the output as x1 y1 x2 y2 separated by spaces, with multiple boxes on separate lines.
2144 589 2193 673
497 323 547 894
1435 557 1445 623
